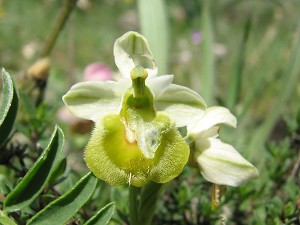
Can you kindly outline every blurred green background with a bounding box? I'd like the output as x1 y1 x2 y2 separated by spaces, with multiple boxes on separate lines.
1 0 299 224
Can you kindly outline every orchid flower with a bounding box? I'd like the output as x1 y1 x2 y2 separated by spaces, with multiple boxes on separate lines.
187 106 259 187
63 31 206 187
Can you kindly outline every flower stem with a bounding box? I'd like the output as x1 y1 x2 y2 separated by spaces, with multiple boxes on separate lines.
40 0 77 57
139 182 164 225
129 186 141 225
129 182 164 225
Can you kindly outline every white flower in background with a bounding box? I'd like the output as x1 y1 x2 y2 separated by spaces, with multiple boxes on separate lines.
187 106 259 187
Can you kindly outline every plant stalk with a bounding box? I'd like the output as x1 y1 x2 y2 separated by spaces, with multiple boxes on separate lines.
129 186 141 225
40 0 77 57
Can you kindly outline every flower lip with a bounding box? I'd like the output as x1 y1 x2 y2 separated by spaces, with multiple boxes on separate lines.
85 112 190 187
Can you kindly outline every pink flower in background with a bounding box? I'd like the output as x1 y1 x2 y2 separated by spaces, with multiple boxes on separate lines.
83 62 113 81
191 31 202 45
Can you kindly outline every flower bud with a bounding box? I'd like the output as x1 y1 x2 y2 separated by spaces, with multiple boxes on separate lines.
27 58 50 81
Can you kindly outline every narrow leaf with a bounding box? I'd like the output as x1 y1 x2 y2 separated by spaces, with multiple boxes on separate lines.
200 1 215 105
247 25 300 161
4 126 64 212
226 15 252 110
83 202 115 225
48 157 67 185
27 172 98 225
0 210 17 225
138 0 169 75
0 69 19 146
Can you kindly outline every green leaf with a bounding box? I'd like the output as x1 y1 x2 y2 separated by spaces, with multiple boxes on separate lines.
48 157 67 185
226 15 252 110
138 0 169 75
0 69 19 146
200 1 215 105
0 175 12 196
83 202 115 225
27 172 98 225
4 126 64 212
0 210 17 225
247 25 300 161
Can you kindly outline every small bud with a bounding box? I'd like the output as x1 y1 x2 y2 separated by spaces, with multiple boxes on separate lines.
27 58 50 81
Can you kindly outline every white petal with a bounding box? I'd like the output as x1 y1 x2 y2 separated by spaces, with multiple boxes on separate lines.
154 84 207 127
114 78 131 95
113 31 158 78
195 138 259 186
187 106 237 138
63 81 122 122
146 74 174 97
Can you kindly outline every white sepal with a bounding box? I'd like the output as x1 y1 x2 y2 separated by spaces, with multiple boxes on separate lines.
113 31 158 78
195 138 259 187
63 81 121 122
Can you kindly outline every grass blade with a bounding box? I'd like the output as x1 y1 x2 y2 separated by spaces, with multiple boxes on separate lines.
247 25 300 160
226 15 252 110
137 0 169 75
200 1 214 105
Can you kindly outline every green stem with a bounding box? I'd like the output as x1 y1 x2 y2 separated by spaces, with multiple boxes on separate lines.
129 183 163 225
34 0 77 106
139 182 164 225
129 186 141 225
40 0 77 57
